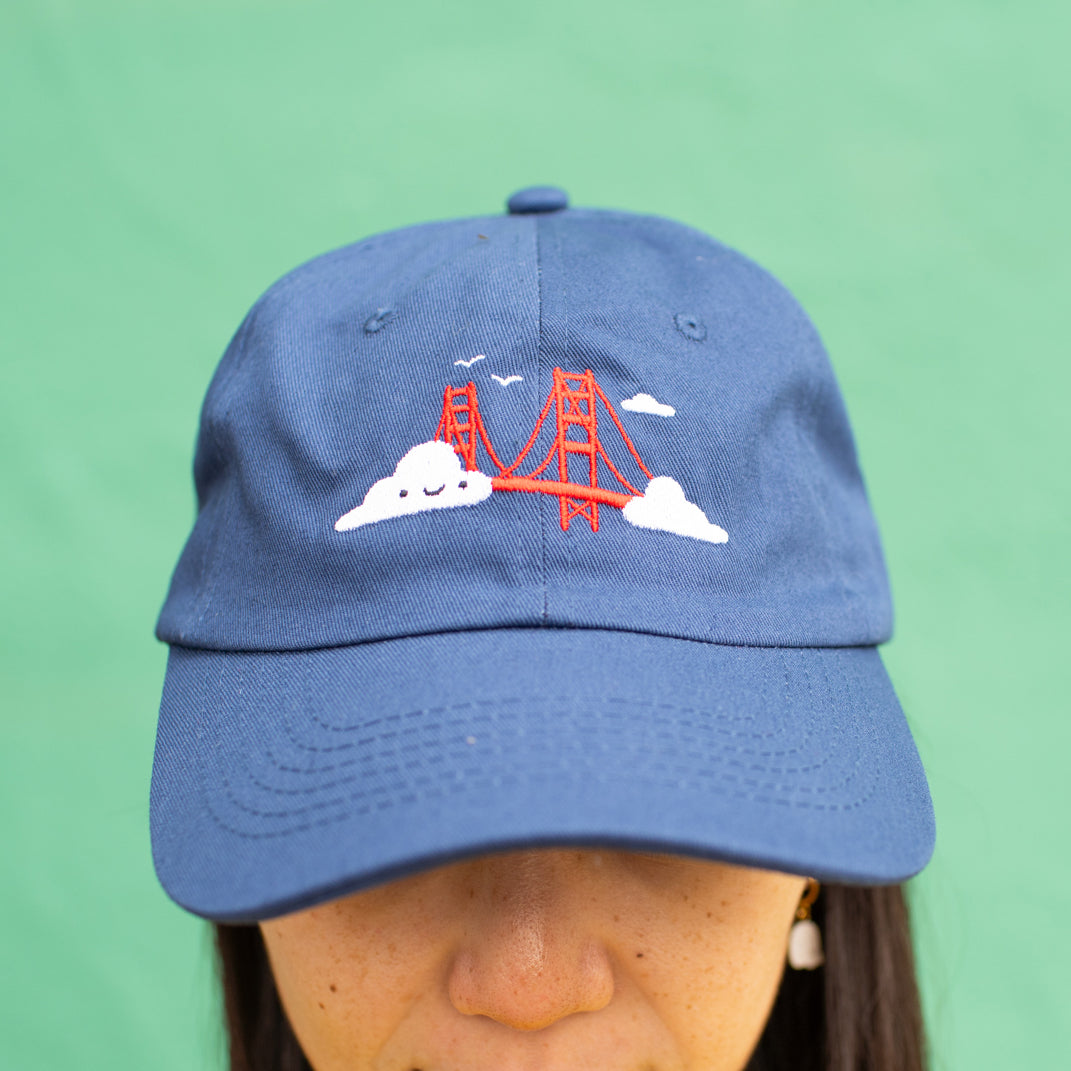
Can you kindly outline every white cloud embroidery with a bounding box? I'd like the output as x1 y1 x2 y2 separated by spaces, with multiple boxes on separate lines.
621 392 675 417
335 441 493 531
623 476 728 544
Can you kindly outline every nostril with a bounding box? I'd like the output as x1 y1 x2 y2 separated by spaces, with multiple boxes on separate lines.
448 941 614 1031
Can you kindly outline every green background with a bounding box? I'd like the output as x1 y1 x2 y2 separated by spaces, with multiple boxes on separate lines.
3 1 1068 1067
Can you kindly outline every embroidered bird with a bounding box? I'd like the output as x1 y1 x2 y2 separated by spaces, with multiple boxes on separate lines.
491 374 523 387
454 354 486 368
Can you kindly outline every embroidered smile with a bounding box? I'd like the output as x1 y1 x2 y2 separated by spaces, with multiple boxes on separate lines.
423 484 446 497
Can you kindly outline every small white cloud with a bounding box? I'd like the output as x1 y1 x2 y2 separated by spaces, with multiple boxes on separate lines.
335 441 493 531
623 476 728 544
621 392 675 417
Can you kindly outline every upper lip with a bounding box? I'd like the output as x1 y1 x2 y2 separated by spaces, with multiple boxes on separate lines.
423 483 446 496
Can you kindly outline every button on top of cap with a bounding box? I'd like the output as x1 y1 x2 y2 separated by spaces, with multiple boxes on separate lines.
506 186 569 214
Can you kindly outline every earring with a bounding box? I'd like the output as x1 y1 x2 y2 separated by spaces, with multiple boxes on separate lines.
787 878 825 970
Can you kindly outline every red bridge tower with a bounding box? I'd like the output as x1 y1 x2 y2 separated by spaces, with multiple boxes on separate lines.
435 368 653 533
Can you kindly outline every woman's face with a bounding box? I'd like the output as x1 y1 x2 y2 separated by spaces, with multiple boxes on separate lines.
260 849 806 1071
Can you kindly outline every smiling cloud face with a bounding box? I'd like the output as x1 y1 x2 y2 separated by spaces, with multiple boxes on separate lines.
335 440 493 531
622 476 728 544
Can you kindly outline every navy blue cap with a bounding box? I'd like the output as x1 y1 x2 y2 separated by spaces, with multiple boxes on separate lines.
151 187 935 921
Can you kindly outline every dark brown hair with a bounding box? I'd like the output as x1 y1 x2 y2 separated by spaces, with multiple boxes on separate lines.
214 883 926 1071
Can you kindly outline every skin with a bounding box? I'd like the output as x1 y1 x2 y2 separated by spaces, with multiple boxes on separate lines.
260 849 807 1071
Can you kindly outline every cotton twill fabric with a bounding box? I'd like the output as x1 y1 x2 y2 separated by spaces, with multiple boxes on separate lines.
150 628 934 921
151 201 931 923
155 209 891 654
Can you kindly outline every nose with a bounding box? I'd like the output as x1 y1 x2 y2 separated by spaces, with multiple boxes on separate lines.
447 851 616 1031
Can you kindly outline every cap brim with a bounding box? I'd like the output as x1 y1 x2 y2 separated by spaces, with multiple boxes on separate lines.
150 628 934 922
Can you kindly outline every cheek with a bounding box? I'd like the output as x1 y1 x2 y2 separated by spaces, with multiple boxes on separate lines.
260 897 444 1070
629 872 800 1067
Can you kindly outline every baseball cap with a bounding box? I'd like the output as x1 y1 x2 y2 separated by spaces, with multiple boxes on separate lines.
150 185 935 923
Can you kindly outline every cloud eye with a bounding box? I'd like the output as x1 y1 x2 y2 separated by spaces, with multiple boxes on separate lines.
398 488 409 498
459 480 468 489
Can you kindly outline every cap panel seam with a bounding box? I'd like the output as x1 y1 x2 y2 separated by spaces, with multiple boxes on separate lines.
190 304 265 635
794 364 869 634
534 216 549 621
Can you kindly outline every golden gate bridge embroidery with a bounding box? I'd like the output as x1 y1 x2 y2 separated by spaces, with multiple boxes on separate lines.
335 367 728 544
435 367 652 533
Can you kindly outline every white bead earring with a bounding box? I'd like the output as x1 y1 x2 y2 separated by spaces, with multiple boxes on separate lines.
787 878 825 970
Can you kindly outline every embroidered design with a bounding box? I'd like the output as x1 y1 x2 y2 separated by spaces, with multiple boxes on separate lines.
623 476 727 543
491 373 523 387
334 441 492 531
335 367 727 544
621 392 675 417
454 354 486 368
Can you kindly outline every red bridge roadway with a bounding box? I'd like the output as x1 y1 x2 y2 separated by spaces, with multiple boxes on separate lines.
489 475 632 508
